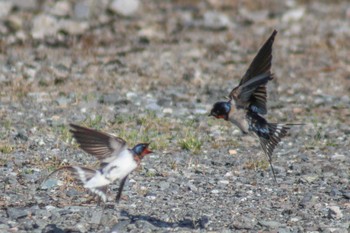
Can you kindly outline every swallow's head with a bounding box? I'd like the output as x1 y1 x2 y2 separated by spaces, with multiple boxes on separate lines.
132 143 152 158
209 101 231 121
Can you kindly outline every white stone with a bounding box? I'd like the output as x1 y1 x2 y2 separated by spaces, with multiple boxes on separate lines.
219 180 229 184
59 20 89 35
109 0 140 17
282 7 305 22
203 11 231 30
146 195 156 200
49 1 71 17
45 205 57 211
211 189 219 194
32 14 59 39
138 27 165 41
331 153 346 161
224 171 233 177
126 92 137 99
194 108 207 115
163 108 173 114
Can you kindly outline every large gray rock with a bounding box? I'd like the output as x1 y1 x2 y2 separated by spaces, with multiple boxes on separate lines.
7 207 29 219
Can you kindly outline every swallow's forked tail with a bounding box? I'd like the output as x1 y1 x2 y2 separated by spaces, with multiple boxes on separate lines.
258 123 291 182
43 166 108 203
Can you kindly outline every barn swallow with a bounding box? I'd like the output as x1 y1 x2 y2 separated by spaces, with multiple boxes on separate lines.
209 30 297 181
46 124 152 203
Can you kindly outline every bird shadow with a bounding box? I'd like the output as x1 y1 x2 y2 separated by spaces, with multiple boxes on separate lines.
117 210 209 229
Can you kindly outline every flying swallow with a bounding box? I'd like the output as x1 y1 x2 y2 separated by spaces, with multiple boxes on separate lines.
209 30 299 181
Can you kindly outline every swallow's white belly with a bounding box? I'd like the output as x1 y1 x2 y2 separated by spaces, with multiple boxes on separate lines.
84 171 110 188
84 150 137 189
229 107 249 133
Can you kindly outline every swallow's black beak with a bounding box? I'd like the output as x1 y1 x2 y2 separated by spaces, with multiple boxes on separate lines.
208 110 216 117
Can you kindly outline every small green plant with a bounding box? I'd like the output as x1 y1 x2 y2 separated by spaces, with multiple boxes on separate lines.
151 135 170 151
83 115 103 129
112 112 173 151
117 128 144 145
245 158 269 171
113 114 130 125
179 131 202 154
53 125 73 144
3 119 12 130
257 159 270 170
47 165 59 173
302 116 326 149
313 129 323 142
0 144 13 154
137 110 157 126
145 170 156 177
23 168 34 174
38 79 48 87
0 156 9 166
169 160 178 170
82 93 97 102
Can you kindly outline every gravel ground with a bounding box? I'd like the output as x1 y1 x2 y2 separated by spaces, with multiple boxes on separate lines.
0 0 349 232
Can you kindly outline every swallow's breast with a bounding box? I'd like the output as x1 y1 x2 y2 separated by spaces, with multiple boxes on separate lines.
104 150 138 182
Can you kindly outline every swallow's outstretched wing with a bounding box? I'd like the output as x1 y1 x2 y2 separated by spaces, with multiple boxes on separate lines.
229 30 277 115
70 124 127 164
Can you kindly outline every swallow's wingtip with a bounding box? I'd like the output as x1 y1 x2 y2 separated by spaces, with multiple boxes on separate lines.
269 30 278 40
69 123 80 132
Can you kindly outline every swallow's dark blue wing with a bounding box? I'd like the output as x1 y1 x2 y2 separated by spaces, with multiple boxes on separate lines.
230 30 277 115
240 30 277 86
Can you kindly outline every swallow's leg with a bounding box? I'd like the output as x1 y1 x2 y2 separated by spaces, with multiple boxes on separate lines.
266 153 277 183
116 176 128 205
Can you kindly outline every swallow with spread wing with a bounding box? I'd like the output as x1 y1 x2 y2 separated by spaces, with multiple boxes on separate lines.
47 124 152 203
209 30 297 181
